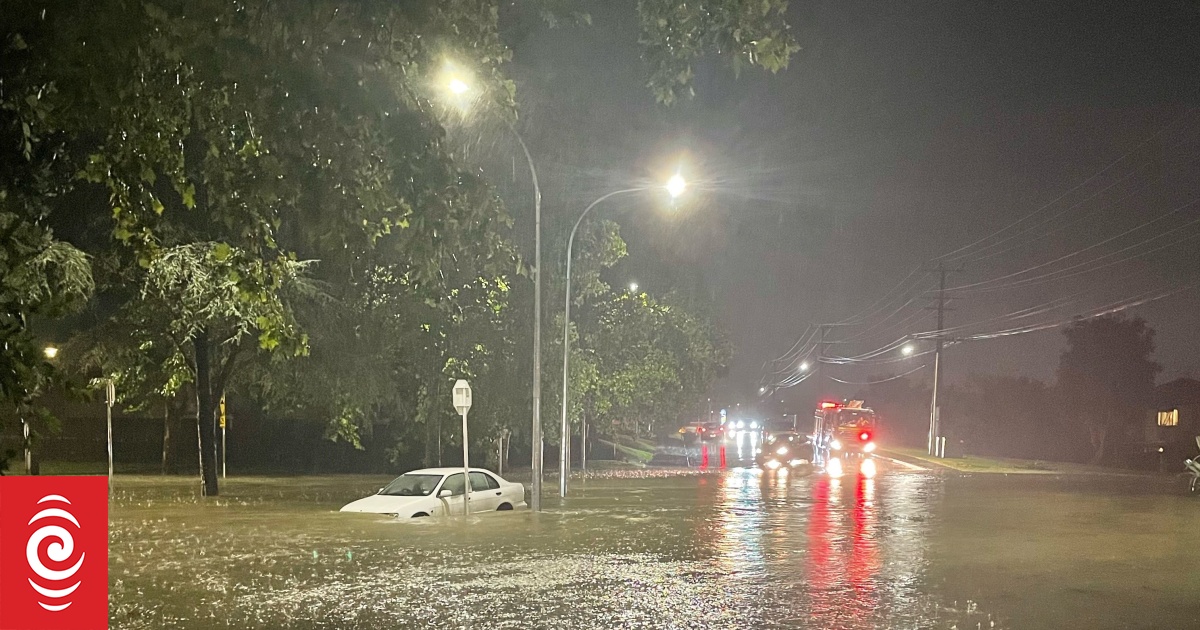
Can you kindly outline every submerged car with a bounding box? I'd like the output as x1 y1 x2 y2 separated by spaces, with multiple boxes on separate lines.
340 467 526 518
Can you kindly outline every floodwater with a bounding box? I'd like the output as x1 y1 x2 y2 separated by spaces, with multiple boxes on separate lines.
108 459 1200 629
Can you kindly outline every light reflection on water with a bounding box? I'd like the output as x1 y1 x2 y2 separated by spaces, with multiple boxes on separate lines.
107 467 1007 629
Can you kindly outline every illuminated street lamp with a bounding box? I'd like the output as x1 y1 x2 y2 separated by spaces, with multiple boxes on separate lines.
559 175 686 497
666 174 686 198
901 344 915 356
447 77 469 95
759 387 767 394
438 65 546 511
799 361 809 371
43 346 59 360
629 282 639 293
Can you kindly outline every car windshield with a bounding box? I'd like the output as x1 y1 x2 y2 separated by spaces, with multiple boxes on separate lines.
379 474 443 497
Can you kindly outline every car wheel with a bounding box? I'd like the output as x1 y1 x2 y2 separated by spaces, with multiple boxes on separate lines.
411 512 430 518
496 503 513 511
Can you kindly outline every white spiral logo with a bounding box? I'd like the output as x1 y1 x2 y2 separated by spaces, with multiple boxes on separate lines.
26 494 86 612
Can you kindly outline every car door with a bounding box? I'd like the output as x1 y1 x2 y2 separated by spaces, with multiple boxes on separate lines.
437 473 467 516
468 471 502 512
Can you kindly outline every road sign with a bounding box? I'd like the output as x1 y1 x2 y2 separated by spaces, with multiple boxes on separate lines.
453 380 472 414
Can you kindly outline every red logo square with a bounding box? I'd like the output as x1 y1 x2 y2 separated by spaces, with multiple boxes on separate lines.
0 476 108 630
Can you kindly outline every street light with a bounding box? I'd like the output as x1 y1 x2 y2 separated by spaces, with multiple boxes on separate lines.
629 282 639 293
799 361 809 371
666 174 686 198
901 344 915 356
559 175 686 498
759 387 767 394
447 77 469 96
438 65 546 511
43 346 59 360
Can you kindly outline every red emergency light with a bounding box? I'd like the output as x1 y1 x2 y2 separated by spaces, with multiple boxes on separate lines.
859 431 871 441
819 401 840 409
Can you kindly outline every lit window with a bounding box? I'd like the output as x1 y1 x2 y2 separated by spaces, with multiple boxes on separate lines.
1157 409 1179 427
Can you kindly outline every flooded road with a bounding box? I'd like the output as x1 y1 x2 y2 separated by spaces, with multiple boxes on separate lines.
108 459 1200 629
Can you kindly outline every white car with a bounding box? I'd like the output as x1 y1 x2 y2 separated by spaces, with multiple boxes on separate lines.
340 467 526 518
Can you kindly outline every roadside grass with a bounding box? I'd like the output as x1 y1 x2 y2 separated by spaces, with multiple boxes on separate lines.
2 460 161 476
595 439 654 465
887 447 1143 475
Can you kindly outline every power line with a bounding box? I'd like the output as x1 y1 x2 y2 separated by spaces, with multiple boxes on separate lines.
932 108 1198 263
827 363 930 385
948 196 1200 293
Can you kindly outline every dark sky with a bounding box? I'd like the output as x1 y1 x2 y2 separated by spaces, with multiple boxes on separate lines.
500 0 1200 413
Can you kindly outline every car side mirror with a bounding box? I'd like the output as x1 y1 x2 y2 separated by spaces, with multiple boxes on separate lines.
438 489 454 498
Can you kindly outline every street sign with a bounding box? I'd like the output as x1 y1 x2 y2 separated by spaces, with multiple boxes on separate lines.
453 380 472 414
219 395 227 429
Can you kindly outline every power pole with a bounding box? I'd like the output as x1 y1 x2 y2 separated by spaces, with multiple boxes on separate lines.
923 262 963 457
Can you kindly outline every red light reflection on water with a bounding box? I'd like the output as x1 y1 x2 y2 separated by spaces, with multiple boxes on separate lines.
805 472 881 624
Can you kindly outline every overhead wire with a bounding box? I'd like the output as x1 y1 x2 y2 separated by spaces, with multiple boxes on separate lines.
931 108 1198 263
948 196 1200 293
827 363 930 385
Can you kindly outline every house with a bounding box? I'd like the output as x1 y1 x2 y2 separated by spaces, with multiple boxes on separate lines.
1142 378 1200 469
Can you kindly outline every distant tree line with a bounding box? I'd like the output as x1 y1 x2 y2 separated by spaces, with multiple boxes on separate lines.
857 314 1164 467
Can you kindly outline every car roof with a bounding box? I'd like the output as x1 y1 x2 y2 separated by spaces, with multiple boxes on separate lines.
401 467 499 476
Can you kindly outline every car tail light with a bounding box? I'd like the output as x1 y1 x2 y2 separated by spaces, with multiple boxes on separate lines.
859 432 871 441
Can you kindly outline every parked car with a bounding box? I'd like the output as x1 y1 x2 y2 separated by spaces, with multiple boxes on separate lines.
340 467 526 518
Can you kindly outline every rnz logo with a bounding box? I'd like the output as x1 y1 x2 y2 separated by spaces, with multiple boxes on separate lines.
0 476 108 630
27 494 87 611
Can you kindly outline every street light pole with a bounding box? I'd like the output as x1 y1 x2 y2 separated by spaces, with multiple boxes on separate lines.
438 70 545 510
560 188 644 498
509 127 545 512
559 177 684 498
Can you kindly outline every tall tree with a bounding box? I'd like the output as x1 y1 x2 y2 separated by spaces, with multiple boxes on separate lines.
0 24 94 466
1057 314 1161 465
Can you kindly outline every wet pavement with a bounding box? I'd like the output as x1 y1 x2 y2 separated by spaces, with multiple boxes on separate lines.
108 458 1200 629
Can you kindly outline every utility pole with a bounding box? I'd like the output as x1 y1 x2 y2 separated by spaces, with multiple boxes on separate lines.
923 262 963 457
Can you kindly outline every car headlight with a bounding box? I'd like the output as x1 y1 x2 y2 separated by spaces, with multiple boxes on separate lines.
863 442 876 453
765 459 781 470
737 420 745 429
750 421 758 429
776 446 788 455
830 439 842 450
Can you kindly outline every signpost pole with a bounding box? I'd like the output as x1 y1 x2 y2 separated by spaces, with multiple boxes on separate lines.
453 380 473 518
106 379 115 497
220 394 227 479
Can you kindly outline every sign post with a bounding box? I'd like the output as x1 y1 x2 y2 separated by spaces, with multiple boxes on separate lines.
219 394 227 479
452 380 473 516
105 379 115 497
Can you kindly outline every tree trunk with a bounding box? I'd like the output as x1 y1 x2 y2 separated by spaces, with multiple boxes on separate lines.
580 414 588 472
1088 423 1108 466
161 401 170 475
194 330 219 496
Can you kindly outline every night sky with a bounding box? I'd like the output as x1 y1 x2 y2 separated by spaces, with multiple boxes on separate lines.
495 0 1200 412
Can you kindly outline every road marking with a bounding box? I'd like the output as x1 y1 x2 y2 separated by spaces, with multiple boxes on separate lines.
875 455 929 471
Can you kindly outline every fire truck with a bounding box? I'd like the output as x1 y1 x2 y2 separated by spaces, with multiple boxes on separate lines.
811 400 878 466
